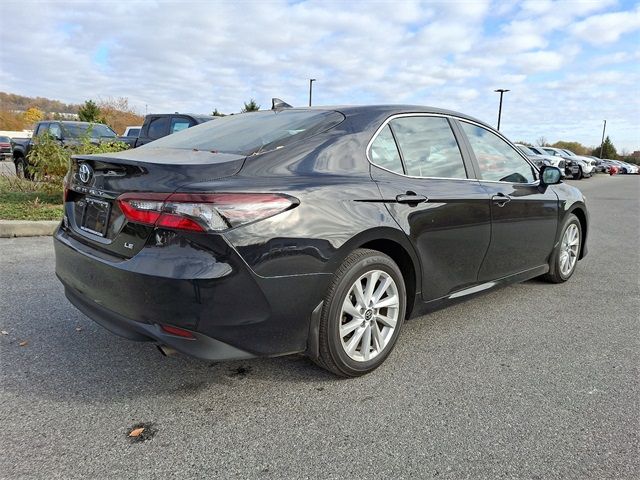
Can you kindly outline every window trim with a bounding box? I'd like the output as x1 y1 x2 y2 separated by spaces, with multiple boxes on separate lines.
455 118 541 186
366 113 475 181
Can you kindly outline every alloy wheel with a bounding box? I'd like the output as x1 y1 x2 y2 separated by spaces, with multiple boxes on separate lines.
559 223 580 276
339 269 399 362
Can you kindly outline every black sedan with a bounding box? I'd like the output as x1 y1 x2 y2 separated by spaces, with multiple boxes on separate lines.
54 105 588 377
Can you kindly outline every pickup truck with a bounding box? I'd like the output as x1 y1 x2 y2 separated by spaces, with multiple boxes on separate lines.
117 113 214 148
12 120 117 179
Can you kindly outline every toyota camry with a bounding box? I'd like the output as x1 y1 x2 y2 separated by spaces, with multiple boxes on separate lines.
54 104 588 376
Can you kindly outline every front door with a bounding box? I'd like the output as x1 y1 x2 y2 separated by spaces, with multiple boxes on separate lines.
457 121 559 280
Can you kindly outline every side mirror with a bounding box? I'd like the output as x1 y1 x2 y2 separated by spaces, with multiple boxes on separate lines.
540 165 562 187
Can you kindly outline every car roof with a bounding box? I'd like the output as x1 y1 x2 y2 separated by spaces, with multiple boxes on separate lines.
272 104 495 130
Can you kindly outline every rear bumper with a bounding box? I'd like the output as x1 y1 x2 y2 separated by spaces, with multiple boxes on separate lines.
54 226 331 359
63 284 256 360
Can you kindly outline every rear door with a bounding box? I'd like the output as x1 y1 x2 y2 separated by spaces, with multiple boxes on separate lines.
457 120 558 280
370 114 491 301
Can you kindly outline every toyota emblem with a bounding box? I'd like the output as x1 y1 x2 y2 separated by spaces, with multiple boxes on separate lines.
78 163 93 184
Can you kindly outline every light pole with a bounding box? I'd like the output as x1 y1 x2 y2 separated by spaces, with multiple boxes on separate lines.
494 89 510 131
309 79 316 107
599 120 607 158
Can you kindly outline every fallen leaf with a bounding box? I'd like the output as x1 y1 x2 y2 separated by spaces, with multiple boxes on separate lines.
1 330 8 335
19 341 28 347
129 427 145 437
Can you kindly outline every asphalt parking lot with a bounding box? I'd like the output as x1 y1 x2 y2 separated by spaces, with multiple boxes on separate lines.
0 159 15 176
1 174 638 479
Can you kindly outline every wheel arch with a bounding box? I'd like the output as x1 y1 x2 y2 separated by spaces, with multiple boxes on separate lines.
330 227 422 319
567 205 588 259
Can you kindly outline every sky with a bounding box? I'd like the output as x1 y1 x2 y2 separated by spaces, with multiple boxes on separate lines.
0 0 639 150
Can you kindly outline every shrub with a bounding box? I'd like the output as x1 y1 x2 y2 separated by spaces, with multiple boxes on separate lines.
27 132 129 192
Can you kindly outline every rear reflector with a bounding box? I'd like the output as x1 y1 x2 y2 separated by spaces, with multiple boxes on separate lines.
160 324 196 339
117 192 297 232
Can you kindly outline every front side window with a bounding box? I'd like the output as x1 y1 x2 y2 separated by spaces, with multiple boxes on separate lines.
147 117 171 140
389 116 467 179
35 123 49 137
369 125 403 174
461 122 535 183
170 118 192 134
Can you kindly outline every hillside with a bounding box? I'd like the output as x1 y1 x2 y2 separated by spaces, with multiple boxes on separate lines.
0 92 79 114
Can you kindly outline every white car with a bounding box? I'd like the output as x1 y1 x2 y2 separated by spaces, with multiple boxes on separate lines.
542 147 595 179
519 145 567 177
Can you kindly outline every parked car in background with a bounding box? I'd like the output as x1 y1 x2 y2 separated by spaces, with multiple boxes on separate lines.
12 121 117 179
118 113 215 148
518 144 566 177
558 149 597 178
611 160 639 174
0 135 13 160
542 147 593 179
54 104 588 377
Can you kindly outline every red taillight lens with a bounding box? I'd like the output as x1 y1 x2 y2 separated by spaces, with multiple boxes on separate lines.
117 192 297 232
160 324 195 339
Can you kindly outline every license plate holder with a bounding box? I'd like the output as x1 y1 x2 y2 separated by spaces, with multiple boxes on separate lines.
81 197 111 237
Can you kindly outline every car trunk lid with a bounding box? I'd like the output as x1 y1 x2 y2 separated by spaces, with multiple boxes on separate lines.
64 147 245 258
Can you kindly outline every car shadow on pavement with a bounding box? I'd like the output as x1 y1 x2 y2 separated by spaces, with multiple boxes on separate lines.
0 311 338 405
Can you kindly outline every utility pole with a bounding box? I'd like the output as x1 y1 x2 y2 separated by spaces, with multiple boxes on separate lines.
494 89 510 131
309 79 316 107
599 120 607 158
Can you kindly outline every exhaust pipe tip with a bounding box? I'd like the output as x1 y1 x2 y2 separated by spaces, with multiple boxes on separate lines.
157 344 178 357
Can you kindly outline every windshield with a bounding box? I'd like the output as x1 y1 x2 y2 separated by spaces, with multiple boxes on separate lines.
145 110 345 155
516 145 535 155
62 123 116 139
562 149 575 156
0 136 11 143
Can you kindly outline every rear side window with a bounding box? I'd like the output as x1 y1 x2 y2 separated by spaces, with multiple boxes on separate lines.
146 110 345 156
389 116 467 179
147 117 170 140
369 125 404 174
461 122 535 183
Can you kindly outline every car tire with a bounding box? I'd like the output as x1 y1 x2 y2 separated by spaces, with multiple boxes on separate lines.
573 167 583 180
542 214 582 283
15 158 26 179
314 248 406 377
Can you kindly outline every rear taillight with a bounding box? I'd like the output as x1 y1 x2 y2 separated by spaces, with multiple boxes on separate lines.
117 192 297 232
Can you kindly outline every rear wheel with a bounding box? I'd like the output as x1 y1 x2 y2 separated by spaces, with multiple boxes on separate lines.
542 214 582 283
314 248 406 377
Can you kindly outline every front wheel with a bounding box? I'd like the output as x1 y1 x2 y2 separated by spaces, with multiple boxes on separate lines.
573 167 583 180
314 249 406 377
542 214 582 283
15 158 26 179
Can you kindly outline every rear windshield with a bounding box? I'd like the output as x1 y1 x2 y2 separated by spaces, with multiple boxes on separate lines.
145 110 345 155
63 123 116 139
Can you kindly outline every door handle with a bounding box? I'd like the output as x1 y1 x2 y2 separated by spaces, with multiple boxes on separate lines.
491 193 511 207
396 193 428 205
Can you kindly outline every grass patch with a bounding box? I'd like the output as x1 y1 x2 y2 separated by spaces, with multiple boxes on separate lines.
0 175 64 221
